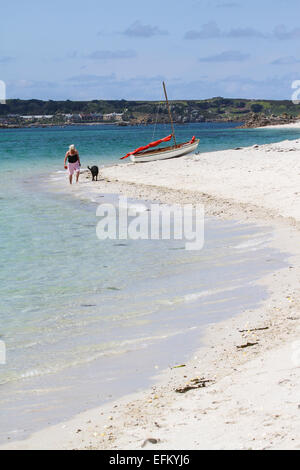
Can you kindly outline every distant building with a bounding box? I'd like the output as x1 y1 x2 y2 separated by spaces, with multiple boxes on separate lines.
21 115 54 120
79 113 103 122
71 114 83 122
103 112 123 121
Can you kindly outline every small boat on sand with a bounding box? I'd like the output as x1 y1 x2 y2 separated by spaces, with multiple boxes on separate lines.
126 136 199 163
120 82 199 163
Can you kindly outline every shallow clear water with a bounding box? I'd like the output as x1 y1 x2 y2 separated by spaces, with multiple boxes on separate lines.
0 123 296 442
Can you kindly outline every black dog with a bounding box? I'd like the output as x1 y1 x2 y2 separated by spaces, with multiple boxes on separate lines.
88 165 99 181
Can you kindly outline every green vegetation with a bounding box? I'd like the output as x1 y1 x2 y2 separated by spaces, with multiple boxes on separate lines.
1 97 300 125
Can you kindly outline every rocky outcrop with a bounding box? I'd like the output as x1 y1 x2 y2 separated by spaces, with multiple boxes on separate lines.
239 113 299 129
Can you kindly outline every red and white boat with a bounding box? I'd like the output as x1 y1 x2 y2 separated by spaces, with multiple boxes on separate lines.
120 82 199 163
121 134 199 163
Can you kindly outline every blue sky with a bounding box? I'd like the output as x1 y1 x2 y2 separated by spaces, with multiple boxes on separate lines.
1 0 300 100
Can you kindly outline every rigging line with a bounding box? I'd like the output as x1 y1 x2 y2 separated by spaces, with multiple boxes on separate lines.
152 87 165 140
163 81 177 147
152 101 161 140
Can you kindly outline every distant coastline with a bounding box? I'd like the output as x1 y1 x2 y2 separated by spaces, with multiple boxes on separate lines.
0 119 241 130
1 115 299 130
1 96 300 129
0 122 129 129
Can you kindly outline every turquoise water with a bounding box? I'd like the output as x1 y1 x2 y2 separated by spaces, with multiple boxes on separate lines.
2 122 300 174
0 123 297 442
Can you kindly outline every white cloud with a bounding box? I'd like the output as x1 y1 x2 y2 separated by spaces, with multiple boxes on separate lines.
185 22 265 40
273 25 300 40
86 50 137 60
271 56 300 65
185 22 300 41
123 21 168 38
185 22 221 39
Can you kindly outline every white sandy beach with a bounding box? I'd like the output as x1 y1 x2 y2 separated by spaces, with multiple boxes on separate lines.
259 121 300 130
100 138 300 223
2 135 300 450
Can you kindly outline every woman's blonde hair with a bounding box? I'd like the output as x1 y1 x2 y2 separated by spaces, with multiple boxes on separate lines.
69 144 76 152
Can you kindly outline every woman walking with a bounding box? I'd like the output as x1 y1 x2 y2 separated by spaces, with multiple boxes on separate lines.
64 144 81 184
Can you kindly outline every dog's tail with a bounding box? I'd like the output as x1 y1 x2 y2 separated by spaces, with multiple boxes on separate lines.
87 166 91 171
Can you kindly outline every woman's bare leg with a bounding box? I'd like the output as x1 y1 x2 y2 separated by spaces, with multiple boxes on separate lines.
69 174 73 184
76 171 80 183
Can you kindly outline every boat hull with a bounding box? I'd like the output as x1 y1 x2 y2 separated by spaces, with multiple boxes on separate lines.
130 139 199 163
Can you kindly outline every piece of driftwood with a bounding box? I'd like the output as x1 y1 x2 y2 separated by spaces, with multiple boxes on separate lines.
239 327 269 333
237 342 259 349
175 378 213 393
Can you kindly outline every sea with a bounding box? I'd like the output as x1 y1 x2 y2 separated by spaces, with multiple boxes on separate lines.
1 122 299 442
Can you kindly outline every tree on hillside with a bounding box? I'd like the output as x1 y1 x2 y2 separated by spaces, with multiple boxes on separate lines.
251 103 264 113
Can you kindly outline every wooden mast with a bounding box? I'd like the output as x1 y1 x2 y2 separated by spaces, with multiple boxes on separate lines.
163 81 177 147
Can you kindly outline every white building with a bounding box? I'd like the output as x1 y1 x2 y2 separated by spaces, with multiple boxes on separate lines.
21 115 54 120
103 112 123 121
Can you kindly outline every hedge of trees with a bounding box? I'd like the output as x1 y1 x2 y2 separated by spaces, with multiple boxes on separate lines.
1 97 300 119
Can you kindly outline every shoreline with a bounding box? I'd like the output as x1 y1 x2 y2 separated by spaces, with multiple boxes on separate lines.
2 139 300 450
258 121 300 130
0 120 241 130
1 118 300 132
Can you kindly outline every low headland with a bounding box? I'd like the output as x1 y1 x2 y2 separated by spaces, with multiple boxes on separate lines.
1 97 300 128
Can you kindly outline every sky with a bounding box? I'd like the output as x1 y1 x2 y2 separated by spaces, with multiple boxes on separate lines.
1 0 300 100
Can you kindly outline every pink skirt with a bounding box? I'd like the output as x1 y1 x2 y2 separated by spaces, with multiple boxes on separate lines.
68 161 80 175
